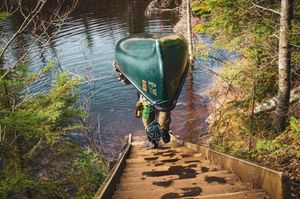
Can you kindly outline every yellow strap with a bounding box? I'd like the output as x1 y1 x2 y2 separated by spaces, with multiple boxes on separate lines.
142 99 150 106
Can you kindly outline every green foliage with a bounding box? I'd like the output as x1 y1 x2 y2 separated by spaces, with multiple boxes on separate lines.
0 61 107 198
255 139 278 155
194 0 300 153
71 148 108 198
0 8 106 199
0 142 108 198
0 169 33 198
0 67 82 155
254 120 300 159
193 2 300 197
290 116 300 139
35 142 107 199
0 12 10 21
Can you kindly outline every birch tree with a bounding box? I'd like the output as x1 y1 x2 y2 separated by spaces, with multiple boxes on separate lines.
273 0 294 133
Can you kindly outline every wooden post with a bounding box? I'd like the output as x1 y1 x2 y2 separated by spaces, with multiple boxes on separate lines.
186 0 193 62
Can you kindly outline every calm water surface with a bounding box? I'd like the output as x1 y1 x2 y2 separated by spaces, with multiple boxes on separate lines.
1 0 231 156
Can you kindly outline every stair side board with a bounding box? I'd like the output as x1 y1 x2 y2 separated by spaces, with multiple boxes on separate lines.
183 141 291 199
93 134 132 199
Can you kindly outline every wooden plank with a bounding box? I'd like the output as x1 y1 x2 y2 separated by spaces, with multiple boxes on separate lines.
172 135 291 199
93 134 132 199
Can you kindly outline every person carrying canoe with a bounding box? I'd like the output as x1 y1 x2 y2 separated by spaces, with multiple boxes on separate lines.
113 61 171 148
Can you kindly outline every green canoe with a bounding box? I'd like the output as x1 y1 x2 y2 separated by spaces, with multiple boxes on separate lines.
115 33 189 111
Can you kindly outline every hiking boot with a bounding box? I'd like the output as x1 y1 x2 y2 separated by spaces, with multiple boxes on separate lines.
161 130 170 143
144 141 158 149
151 140 159 148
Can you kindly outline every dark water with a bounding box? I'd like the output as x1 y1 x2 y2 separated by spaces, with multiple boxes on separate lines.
1 0 232 156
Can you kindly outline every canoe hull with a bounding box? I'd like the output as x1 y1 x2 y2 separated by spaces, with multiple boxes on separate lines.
115 33 189 111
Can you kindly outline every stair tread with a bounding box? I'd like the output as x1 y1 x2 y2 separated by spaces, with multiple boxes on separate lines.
121 168 230 179
124 164 222 174
109 136 267 199
113 183 252 199
129 148 193 156
191 189 267 199
117 173 240 191
126 157 209 166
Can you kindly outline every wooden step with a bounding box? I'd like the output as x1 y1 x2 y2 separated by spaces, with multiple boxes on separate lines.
129 152 203 159
124 162 222 173
125 161 220 172
129 146 191 156
121 166 227 178
191 190 267 199
117 173 240 191
112 183 251 199
125 158 213 168
129 150 198 159
119 170 231 184
126 154 204 164
105 136 268 199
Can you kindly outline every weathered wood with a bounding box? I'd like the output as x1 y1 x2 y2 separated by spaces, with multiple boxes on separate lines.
181 139 291 199
94 135 271 198
109 135 267 199
93 134 132 199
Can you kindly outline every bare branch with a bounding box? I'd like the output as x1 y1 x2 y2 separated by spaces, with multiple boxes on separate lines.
1 0 20 15
145 0 182 16
1 0 78 79
251 2 280 15
254 88 300 114
290 43 300 49
0 0 46 60
270 34 300 48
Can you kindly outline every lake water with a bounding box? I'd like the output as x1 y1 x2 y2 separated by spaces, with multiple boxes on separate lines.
1 0 231 157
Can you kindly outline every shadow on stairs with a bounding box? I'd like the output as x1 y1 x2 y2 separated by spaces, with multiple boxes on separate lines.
94 135 290 199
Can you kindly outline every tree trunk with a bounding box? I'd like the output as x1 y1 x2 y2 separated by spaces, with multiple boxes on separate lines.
186 0 193 61
273 0 294 133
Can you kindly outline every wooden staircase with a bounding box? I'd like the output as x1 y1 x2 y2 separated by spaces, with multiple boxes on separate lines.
111 136 268 199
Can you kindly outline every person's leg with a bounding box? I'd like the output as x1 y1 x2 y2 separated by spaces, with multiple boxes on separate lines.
142 107 155 128
142 118 150 129
142 106 155 142
157 110 171 143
